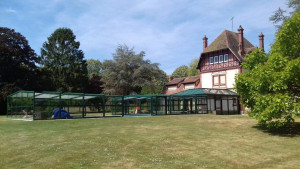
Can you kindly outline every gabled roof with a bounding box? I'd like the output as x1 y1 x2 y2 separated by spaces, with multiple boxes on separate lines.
165 77 185 86
200 30 256 62
182 76 200 84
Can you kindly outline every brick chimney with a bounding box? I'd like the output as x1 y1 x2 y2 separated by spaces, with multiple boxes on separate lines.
238 25 245 56
203 35 208 51
259 32 264 51
169 76 173 82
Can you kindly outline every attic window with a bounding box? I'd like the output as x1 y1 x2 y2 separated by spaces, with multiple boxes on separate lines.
214 56 219 63
224 54 228 62
219 55 223 63
209 57 214 64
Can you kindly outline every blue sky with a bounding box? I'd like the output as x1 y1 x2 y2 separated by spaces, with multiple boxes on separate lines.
1 0 287 74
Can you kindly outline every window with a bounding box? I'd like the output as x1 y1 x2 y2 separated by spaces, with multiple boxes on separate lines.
168 85 177 91
214 56 219 63
213 74 226 87
224 54 228 62
209 57 214 64
220 75 226 85
219 55 223 63
185 84 195 90
213 76 219 86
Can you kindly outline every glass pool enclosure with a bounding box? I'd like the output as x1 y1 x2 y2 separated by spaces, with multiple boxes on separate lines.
7 89 240 120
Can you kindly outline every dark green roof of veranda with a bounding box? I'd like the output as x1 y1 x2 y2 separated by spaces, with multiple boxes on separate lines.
172 88 238 96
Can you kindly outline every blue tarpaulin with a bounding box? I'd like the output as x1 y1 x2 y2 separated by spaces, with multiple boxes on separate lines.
51 108 73 119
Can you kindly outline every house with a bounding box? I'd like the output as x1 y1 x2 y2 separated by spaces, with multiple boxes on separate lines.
164 25 264 94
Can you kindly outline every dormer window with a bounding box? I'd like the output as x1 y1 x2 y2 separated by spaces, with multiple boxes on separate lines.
214 56 219 63
224 54 228 62
209 57 214 64
219 55 223 63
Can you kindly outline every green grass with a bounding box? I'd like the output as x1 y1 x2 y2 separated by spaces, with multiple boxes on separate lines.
0 115 299 169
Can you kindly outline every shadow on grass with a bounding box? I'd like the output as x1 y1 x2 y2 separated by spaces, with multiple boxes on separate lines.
252 122 300 137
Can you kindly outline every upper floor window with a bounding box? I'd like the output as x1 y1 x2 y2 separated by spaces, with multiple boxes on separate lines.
224 54 228 62
209 57 214 64
219 55 223 63
214 56 219 63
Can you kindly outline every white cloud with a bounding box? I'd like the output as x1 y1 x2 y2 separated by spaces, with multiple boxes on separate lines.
6 8 17 14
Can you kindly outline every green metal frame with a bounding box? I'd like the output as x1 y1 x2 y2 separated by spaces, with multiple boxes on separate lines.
6 88 240 120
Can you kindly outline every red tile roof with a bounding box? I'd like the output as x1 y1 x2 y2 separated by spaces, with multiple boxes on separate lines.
182 76 200 84
165 77 185 86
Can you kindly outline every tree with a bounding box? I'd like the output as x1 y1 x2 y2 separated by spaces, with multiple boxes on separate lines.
171 65 188 78
87 59 102 77
101 45 162 95
141 69 168 94
235 11 300 129
0 27 40 114
187 59 200 76
87 74 104 94
41 28 88 92
270 0 300 29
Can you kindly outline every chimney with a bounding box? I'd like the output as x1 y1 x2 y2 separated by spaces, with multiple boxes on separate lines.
169 76 173 82
203 35 208 51
238 25 245 56
259 32 264 51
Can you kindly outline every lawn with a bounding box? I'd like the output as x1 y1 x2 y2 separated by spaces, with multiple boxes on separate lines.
0 115 299 169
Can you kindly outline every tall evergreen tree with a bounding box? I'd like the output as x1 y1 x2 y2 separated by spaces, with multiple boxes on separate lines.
41 28 88 92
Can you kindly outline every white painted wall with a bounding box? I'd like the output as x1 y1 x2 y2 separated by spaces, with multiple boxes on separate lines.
226 68 239 88
184 84 195 90
168 85 177 91
201 73 212 88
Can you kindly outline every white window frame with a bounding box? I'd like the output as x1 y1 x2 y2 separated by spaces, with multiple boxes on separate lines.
219 55 223 63
209 57 214 64
214 56 219 64
224 54 228 62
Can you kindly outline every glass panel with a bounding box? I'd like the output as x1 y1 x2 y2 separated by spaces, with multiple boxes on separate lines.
219 55 223 62
214 56 219 63
224 54 228 62
220 75 226 85
209 57 214 64
213 76 219 86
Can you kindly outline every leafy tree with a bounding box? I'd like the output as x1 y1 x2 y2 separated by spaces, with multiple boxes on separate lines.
171 65 188 78
87 74 104 94
41 28 88 92
270 0 300 29
141 69 168 94
101 45 162 95
0 27 40 114
235 11 300 129
187 59 200 76
87 59 102 77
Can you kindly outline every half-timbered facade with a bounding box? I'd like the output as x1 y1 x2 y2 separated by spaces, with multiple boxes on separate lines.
163 26 264 94
197 26 259 90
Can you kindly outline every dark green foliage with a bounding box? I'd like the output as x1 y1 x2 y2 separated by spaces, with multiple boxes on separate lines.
172 65 188 78
87 74 104 94
41 28 88 92
0 27 40 114
236 12 300 129
101 45 163 95
141 70 168 94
